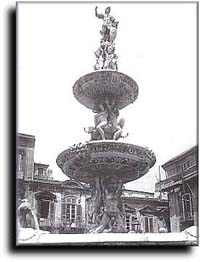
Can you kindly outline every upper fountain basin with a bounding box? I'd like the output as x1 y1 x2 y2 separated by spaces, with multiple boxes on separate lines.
73 71 139 111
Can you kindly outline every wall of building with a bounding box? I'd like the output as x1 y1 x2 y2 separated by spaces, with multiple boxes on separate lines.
189 179 198 226
17 134 35 180
157 146 198 233
163 146 197 179
123 197 169 233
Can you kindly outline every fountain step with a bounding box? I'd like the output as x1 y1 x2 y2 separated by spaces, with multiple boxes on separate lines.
17 231 197 246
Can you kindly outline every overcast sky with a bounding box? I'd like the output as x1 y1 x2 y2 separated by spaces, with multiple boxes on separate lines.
17 2 197 192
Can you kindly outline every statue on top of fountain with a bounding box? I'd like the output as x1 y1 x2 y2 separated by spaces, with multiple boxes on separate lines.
84 97 128 141
94 6 119 71
95 6 118 43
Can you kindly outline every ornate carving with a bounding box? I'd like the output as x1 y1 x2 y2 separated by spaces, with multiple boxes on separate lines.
56 141 156 184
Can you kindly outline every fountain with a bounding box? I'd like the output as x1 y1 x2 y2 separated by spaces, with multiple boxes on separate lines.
56 6 156 233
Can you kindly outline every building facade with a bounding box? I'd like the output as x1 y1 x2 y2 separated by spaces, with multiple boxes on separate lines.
17 133 169 233
155 146 198 232
122 190 169 233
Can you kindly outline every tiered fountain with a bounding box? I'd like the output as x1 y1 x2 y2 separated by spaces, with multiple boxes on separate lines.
56 6 156 233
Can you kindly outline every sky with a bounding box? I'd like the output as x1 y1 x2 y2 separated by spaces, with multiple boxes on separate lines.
17 2 197 192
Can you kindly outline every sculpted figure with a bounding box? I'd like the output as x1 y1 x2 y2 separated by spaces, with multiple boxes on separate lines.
104 98 128 140
104 48 118 70
95 6 118 43
94 7 119 70
94 42 118 70
84 97 128 141
89 208 116 233
94 104 108 140
113 117 126 140
104 51 118 70
89 177 126 233
85 104 108 140
94 46 104 70
84 126 99 141
17 199 39 230
90 178 103 224
108 16 119 43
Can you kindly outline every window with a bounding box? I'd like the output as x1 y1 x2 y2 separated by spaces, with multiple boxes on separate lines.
38 168 43 175
183 162 187 170
144 216 153 233
63 204 76 222
182 158 196 171
50 202 55 219
182 193 193 220
61 197 79 225
61 203 65 219
40 200 49 219
49 185 55 191
66 197 76 204
18 152 24 172
76 205 82 227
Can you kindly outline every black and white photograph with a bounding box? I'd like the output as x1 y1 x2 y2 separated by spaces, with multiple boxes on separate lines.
16 1 198 246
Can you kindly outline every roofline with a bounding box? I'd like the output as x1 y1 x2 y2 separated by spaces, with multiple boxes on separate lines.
122 196 168 203
34 163 49 168
155 170 197 192
17 178 91 191
162 145 198 169
122 189 154 195
17 133 36 148
17 133 35 139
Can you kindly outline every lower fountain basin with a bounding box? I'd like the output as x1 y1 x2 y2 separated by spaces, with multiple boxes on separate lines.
56 141 156 184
